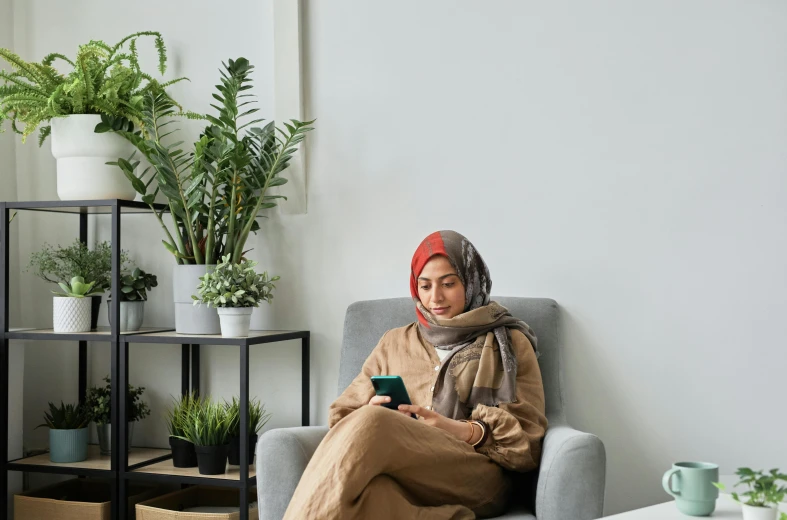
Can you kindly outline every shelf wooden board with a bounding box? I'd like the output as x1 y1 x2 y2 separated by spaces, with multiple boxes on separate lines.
126 329 309 346
5 327 174 341
5 199 168 214
135 330 294 340
9 327 113 336
9 445 169 471
131 459 256 480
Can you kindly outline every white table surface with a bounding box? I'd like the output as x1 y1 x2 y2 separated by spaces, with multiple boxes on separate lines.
605 494 745 519
606 483 786 519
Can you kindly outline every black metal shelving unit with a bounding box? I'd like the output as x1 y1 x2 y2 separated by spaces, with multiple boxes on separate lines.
0 199 311 520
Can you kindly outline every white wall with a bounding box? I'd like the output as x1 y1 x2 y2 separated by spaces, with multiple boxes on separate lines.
6 0 787 515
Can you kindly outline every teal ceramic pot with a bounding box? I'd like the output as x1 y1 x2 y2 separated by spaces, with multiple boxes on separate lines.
49 427 88 463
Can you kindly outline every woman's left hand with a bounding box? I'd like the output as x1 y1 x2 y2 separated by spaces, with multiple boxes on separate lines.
397 404 472 442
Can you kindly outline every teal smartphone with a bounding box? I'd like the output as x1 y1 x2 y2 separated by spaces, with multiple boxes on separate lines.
370 375 412 411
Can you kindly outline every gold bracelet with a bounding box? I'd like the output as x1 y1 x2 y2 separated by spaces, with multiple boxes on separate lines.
461 420 484 445
464 421 475 443
470 421 487 447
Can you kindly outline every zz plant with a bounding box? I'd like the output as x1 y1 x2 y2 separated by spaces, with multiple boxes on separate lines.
193 254 278 308
107 57 314 265
0 31 186 145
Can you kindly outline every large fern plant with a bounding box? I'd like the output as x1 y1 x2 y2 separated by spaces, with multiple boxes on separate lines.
107 57 314 265
0 31 185 145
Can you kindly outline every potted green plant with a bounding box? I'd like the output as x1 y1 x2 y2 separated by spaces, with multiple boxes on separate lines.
28 240 128 330
165 393 200 468
107 57 313 334
0 32 186 200
714 468 787 520
174 397 232 475
85 376 150 455
225 397 271 466
107 267 158 331
35 402 90 463
49 277 103 333
192 255 278 338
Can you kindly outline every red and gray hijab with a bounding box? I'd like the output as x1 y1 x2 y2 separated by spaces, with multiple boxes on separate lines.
410 230 539 419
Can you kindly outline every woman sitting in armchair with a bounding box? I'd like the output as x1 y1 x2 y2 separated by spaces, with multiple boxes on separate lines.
284 230 548 519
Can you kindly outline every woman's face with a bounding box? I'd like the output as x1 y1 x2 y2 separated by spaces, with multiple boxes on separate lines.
417 255 466 319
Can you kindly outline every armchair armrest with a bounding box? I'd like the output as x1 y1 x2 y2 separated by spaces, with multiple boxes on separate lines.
256 426 330 520
535 423 606 520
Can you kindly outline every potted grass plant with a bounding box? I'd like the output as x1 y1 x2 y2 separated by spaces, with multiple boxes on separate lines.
175 397 233 475
714 468 787 520
106 57 313 334
107 267 158 331
0 32 187 200
35 402 90 463
28 240 129 330
85 376 150 455
165 393 200 468
225 397 271 466
192 255 278 338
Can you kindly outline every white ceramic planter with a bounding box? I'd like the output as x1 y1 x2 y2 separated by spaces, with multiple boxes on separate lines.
217 308 253 338
53 297 92 333
173 264 220 334
742 504 779 520
107 300 145 331
50 115 136 201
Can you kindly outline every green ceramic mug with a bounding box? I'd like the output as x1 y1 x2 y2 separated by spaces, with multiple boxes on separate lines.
662 462 719 516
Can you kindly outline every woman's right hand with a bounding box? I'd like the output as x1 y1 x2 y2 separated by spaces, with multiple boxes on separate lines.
368 395 411 416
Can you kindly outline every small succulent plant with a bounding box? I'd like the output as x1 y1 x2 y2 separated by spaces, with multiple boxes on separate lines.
52 276 103 298
119 267 158 301
192 255 279 308
36 402 90 430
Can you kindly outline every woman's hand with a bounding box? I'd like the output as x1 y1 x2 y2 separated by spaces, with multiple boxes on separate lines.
397 404 479 444
368 395 410 416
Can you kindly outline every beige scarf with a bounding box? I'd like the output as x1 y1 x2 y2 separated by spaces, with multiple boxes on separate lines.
418 301 538 419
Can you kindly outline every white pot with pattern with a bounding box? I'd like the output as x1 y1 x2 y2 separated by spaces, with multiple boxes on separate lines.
53 297 92 333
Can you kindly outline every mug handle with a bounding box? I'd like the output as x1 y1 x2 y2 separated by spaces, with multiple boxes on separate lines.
662 468 682 497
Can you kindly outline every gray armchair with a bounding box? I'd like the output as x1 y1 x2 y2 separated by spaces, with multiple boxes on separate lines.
257 297 607 519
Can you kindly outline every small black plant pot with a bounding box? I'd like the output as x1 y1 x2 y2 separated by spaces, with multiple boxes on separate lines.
169 436 198 468
228 434 258 466
90 295 102 331
194 444 229 475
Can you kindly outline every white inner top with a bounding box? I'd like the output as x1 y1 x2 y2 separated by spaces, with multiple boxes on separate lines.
434 348 451 362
